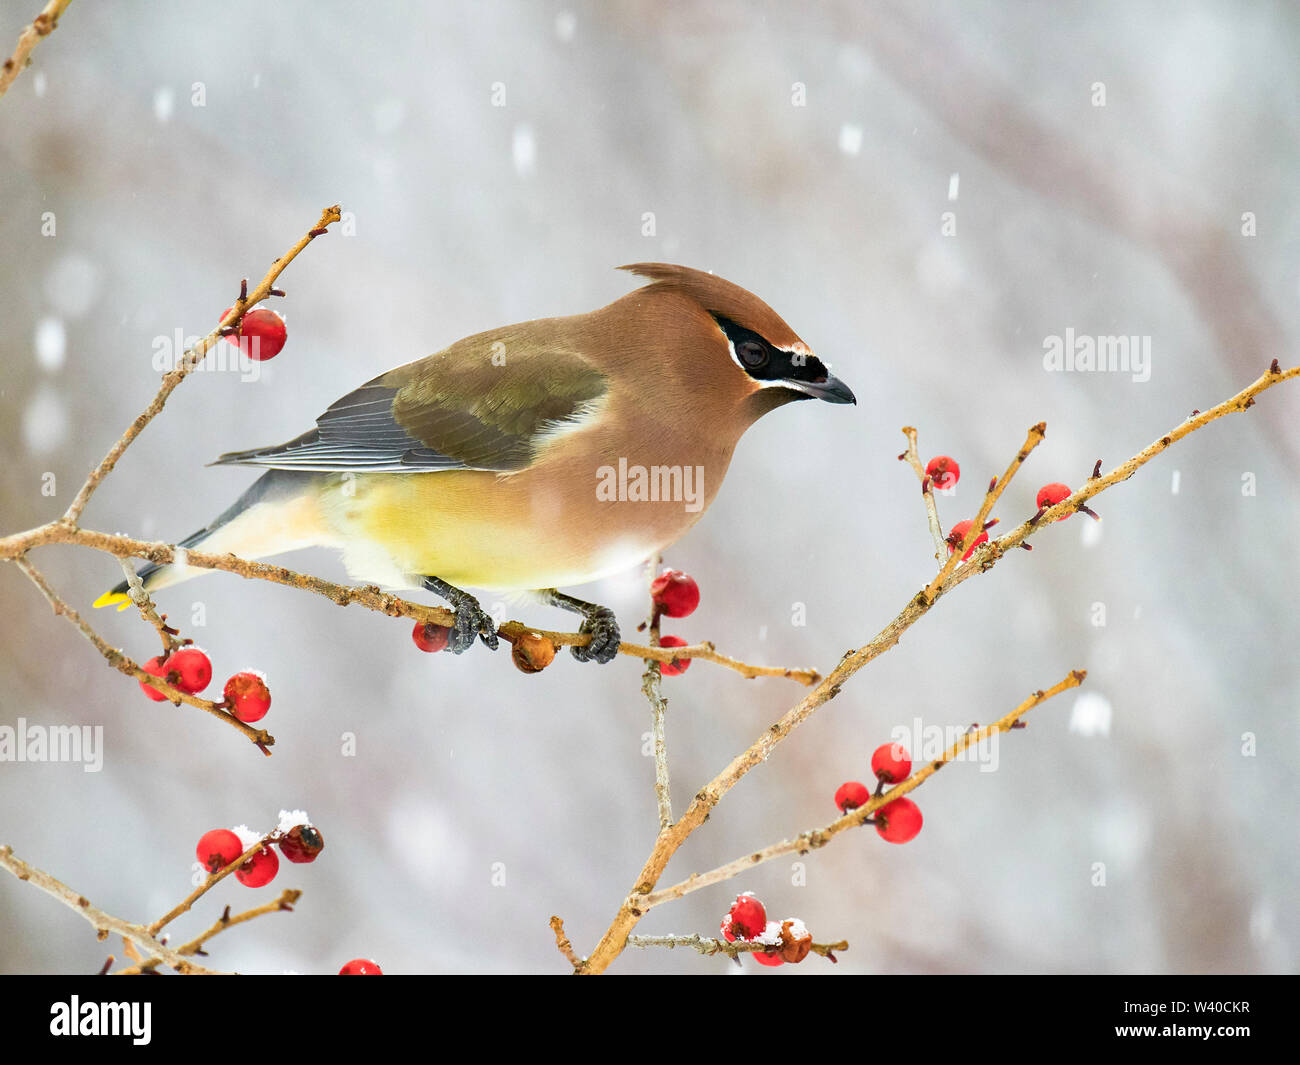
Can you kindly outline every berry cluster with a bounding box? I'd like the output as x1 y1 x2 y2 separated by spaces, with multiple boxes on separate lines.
194 810 324 890
916 450 1102 562
834 743 924 844
649 568 699 677
139 646 272 724
719 893 815 968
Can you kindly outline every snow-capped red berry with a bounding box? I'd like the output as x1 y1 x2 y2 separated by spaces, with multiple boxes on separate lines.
720 914 738 942
195 828 244 874
947 519 989 561
412 621 450 653
221 306 287 361
750 921 787 967
223 671 271 722
165 647 211 694
871 743 912 784
1036 482 1072 519
235 844 279 887
834 781 871 813
875 797 923 844
278 823 324 864
777 918 813 964
726 893 767 941
139 655 170 701
658 635 691 676
650 569 700 618
338 958 383 975
925 455 960 490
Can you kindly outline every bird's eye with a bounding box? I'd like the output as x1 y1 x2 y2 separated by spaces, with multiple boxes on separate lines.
737 340 768 368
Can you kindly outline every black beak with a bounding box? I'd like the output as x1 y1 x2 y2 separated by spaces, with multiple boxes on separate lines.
789 373 856 405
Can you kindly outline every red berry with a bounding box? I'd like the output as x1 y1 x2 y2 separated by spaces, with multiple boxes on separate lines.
412 620 450 653
165 647 212 694
925 455 960 490
339 958 383 975
946 519 988 561
278 824 324 864
875 797 923 844
650 569 700 618
223 671 271 722
657 635 691 676
871 743 912 784
1036 482 1072 520
750 922 787 967
726 893 767 941
221 306 287 361
139 655 170 702
235 844 279 887
195 828 244 874
834 781 871 813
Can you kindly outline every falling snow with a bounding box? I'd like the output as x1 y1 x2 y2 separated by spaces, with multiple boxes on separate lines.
34 317 66 371
1068 691 1113 737
22 388 68 455
512 124 536 177
153 86 174 123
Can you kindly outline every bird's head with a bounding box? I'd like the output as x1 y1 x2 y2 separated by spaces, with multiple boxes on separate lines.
615 263 856 424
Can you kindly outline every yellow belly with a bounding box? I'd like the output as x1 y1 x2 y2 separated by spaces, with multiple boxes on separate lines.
317 466 713 592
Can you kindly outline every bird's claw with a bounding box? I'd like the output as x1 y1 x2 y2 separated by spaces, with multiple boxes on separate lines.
448 599 498 653
570 607 620 664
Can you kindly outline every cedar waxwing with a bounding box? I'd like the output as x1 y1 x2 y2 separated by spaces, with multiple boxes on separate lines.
96 264 855 662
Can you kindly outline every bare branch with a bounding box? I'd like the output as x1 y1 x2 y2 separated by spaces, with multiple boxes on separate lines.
899 426 947 559
0 0 71 101
0 844 226 975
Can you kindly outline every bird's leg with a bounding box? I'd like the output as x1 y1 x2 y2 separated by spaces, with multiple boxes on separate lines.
422 576 499 653
540 589 620 664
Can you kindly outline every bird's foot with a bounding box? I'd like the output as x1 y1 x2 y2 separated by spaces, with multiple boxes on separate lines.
422 577 499 653
540 589 620 664
572 606 620 664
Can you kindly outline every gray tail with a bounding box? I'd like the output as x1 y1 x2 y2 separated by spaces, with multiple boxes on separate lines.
101 470 298 602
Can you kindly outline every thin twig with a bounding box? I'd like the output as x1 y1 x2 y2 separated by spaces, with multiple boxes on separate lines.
627 933 848 960
115 890 301 975
641 555 672 830
0 0 71 101
118 556 180 656
900 427 947 559
0 845 226 975
548 915 583 970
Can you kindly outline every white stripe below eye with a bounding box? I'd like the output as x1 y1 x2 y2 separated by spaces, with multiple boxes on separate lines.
726 339 822 388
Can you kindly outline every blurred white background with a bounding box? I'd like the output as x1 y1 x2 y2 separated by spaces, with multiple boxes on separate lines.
1 0 1296 974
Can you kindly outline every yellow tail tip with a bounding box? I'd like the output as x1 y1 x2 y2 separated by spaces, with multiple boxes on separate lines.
92 591 132 612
